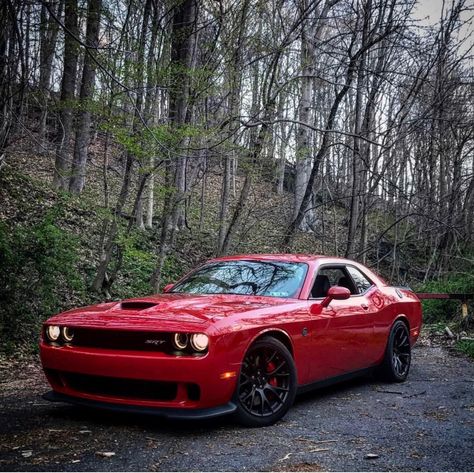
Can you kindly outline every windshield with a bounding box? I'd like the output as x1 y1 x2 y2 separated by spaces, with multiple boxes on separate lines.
171 260 308 298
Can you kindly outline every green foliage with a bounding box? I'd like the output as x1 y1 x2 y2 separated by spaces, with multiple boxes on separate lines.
114 232 155 298
416 272 474 323
161 254 184 288
0 209 84 354
112 231 184 298
456 339 474 359
100 121 207 165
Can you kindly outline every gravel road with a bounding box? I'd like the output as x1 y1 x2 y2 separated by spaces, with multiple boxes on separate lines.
1 343 473 472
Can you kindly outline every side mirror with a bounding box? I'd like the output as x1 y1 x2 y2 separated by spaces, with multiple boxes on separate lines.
321 286 351 308
163 283 174 293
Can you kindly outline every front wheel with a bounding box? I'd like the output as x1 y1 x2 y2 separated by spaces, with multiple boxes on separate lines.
233 337 297 427
378 320 411 382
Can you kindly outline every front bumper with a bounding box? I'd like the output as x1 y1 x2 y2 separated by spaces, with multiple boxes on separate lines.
40 342 240 410
43 391 237 420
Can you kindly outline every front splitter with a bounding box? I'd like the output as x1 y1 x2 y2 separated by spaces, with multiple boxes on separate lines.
43 390 237 420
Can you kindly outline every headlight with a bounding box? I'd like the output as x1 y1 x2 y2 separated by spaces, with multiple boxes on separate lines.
46 325 60 342
62 327 74 343
172 333 189 350
190 333 209 352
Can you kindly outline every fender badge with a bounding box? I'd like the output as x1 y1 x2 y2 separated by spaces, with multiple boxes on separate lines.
302 327 308 337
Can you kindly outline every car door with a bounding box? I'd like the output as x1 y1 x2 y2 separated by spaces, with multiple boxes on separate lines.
307 265 376 381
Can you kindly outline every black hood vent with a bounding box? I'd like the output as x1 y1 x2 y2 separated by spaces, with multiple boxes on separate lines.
120 301 158 311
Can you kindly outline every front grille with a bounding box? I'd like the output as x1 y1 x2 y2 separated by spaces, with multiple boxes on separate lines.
61 371 178 401
71 328 173 352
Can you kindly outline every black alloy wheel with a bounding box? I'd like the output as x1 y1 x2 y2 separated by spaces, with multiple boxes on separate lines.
234 337 296 427
378 320 411 382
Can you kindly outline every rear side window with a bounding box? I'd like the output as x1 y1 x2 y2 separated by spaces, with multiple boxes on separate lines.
346 266 372 294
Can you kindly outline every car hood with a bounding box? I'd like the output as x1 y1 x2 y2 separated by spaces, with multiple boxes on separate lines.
46 293 292 331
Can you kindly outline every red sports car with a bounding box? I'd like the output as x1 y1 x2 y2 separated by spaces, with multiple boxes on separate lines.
40 254 422 426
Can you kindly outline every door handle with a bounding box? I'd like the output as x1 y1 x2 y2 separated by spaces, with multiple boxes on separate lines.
361 304 369 310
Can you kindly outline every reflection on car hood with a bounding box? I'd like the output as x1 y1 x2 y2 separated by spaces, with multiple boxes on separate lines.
46 293 292 330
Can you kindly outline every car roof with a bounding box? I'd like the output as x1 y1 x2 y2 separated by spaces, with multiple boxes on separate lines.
210 253 341 263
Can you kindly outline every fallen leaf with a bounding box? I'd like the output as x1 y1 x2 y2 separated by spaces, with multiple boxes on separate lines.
96 451 115 458
365 453 379 459
21 451 32 458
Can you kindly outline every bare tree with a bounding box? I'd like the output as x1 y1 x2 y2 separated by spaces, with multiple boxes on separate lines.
53 0 78 189
68 0 101 193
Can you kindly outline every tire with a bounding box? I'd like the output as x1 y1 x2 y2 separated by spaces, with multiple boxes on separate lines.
378 320 411 382
233 337 297 427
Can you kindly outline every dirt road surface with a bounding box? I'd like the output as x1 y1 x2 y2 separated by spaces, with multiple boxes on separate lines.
1 343 473 471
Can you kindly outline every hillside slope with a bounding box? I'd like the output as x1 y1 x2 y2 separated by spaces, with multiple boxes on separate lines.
0 135 472 353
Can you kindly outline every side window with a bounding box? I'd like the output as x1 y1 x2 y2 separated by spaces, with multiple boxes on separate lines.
310 267 357 298
346 266 372 294
320 268 346 287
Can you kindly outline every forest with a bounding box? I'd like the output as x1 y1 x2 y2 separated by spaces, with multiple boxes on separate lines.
0 0 473 352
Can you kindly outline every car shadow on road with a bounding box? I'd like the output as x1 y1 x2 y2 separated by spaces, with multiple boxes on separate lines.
294 373 375 407
41 374 378 435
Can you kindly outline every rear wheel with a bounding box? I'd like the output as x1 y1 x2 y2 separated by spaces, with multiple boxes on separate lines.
378 320 411 382
233 337 297 427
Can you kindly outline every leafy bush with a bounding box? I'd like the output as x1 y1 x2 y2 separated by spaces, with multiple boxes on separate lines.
115 238 156 298
0 211 83 354
456 339 474 359
112 230 185 299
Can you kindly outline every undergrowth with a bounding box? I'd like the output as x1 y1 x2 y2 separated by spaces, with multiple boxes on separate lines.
0 207 84 354
456 339 474 359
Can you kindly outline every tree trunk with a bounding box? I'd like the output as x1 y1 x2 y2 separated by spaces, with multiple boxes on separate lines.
38 0 63 151
345 0 371 258
152 0 197 291
69 0 101 194
293 0 316 227
217 0 248 254
53 0 78 189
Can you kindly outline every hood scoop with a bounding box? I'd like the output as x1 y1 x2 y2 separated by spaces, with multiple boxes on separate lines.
120 301 158 311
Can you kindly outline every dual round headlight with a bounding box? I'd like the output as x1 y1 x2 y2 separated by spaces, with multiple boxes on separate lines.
46 325 60 342
45 326 74 343
172 332 209 352
173 333 188 350
62 327 74 342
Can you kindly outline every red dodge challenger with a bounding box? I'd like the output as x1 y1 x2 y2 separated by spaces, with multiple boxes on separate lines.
40 254 422 426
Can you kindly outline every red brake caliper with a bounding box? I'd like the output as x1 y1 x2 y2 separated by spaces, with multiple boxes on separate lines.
266 361 278 387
